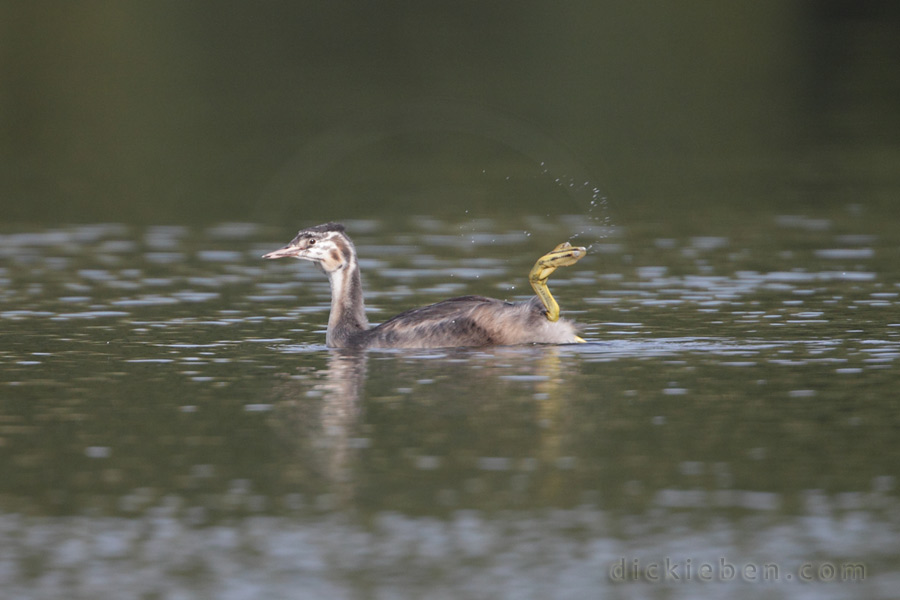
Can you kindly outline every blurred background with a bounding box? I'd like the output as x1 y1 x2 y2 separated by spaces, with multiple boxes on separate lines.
3 4 900 598
2 0 899 226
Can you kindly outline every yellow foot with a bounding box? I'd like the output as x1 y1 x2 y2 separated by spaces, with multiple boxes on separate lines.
529 241 587 322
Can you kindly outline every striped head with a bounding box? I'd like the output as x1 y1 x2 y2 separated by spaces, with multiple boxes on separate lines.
262 222 356 273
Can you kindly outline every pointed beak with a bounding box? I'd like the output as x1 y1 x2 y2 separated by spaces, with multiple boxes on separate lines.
262 245 301 259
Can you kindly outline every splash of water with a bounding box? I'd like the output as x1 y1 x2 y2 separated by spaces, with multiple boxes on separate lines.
536 162 612 252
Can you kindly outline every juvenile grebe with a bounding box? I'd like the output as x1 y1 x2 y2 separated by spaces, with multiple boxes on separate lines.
263 223 586 348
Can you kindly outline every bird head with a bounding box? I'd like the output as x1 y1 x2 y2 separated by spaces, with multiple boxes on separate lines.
262 222 354 274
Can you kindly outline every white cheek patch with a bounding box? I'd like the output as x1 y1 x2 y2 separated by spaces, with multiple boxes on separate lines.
304 234 348 272
307 246 330 261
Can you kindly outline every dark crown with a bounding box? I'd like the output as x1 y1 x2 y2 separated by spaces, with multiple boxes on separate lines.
304 222 345 235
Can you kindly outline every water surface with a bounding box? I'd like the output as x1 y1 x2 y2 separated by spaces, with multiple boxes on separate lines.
1 214 898 599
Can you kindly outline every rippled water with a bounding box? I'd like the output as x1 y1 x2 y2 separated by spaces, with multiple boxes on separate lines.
2 214 899 599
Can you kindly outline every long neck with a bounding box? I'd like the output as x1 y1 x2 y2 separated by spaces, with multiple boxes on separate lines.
325 256 369 347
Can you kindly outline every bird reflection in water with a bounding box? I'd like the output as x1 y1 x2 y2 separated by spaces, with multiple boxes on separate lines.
266 343 582 511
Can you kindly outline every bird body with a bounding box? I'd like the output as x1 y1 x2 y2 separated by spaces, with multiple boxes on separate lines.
263 223 585 349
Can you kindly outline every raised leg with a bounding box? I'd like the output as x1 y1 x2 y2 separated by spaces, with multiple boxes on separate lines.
528 241 586 322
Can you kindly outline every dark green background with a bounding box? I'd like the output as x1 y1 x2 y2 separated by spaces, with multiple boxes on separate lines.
3 1 899 224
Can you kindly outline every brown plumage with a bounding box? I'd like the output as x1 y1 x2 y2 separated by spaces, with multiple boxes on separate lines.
263 223 585 349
